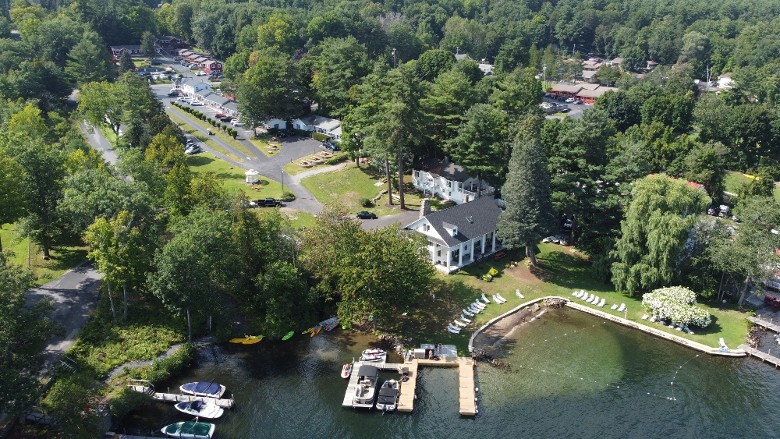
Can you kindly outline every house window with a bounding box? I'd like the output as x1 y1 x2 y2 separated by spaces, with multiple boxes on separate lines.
424 224 430 232
437 250 441 257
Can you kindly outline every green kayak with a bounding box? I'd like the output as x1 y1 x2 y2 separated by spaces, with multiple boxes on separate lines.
282 330 294 341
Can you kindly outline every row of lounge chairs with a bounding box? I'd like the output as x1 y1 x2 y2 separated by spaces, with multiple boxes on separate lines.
642 314 695 334
572 290 606 307
449 291 517 334
610 303 626 312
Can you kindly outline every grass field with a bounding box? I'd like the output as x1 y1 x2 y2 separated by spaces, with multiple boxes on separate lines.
1 224 87 285
301 163 446 216
724 170 780 202
248 134 281 157
278 209 317 230
395 243 750 354
167 106 256 159
187 153 286 199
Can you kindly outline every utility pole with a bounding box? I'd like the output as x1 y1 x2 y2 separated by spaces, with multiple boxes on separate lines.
392 48 397 68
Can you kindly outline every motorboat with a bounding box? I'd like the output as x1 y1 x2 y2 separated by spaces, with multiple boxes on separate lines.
352 365 379 409
322 317 340 331
341 363 353 379
375 379 400 412
180 381 226 398
161 421 216 438
173 400 224 419
360 348 387 362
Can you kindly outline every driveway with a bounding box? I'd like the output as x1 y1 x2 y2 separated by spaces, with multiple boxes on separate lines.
360 209 420 231
26 263 103 371
79 122 118 165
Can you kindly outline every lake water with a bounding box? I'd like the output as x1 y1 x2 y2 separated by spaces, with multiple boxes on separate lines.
121 308 780 438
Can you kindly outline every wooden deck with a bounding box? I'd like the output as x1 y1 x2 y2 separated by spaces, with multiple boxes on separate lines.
748 316 780 333
127 385 235 409
341 356 477 416
739 344 780 368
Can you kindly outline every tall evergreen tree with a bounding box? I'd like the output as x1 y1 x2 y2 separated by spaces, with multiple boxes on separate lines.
496 133 554 267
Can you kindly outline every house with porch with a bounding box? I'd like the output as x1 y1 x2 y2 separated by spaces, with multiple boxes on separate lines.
178 77 210 97
203 60 223 74
110 45 143 62
405 196 503 273
412 158 495 205
292 114 341 138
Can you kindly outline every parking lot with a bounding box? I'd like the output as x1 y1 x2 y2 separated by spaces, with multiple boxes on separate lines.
542 95 588 120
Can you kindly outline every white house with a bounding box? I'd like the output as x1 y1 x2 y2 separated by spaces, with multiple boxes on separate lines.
412 158 495 205
406 196 503 273
265 118 287 130
178 78 210 98
292 115 341 138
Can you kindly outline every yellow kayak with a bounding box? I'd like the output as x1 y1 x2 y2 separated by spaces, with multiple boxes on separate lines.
229 335 264 344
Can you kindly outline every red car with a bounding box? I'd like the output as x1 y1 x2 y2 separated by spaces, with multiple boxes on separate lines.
214 113 226 119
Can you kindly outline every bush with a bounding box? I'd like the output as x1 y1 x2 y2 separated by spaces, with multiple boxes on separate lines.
360 198 374 208
312 132 329 142
482 274 493 282
487 267 499 277
135 343 196 384
230 130 237 139
282 191 296 202
325 153 348 165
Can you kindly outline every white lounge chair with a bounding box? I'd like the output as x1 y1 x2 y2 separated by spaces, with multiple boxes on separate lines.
516 289 525 299
610 304 618 310
572 290 580 297
641 314 648 320
586 294 595 303
453 319 467 328
473 301 486 310
617 303 626 312
481 293 490 303
463 308 475 317
649 315 656 322
447 325 461 334
460 314 472 323
491 294 500 303
598 298 606 307
496 293 507 302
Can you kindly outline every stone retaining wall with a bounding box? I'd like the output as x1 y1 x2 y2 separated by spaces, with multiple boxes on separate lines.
469 296 747 358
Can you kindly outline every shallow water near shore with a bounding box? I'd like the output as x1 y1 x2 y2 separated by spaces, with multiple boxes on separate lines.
120 309 780 439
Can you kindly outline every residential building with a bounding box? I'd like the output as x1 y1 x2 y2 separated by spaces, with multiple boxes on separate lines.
178 77 210 97
265 118 287 130
110 45 142 62
203 60 223 74
412 158 495 205
576 86 618 104
292 115 341 138
405 196 503 273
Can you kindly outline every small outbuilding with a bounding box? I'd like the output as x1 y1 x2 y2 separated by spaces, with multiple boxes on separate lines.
245 169 259 184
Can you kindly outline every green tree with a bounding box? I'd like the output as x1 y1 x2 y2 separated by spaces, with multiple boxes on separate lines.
256 12 298 53
0 153 26 253
0 254 53 416
140 30 157 58
683 142 729 200
149 207 236 341
254 261 313 337
489 68 542 118
496 133 554 267
119 50 134 73
236 48 297 134
65 29 113 85
421 69 479 149
710 196 780 305
415 49 456 82
311 37 369 118
446 103 509 192
610 175 709 295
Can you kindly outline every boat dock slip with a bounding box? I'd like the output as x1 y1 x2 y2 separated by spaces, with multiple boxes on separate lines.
748 316 780 333
341 354 477 416
739 344 780 368
127 385 235 409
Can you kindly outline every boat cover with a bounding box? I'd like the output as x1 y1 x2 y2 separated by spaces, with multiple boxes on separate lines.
357 365 378 377
166 421 213 436
184 382 221 395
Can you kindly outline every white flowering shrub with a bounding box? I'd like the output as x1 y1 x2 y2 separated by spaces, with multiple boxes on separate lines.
641 286 712 328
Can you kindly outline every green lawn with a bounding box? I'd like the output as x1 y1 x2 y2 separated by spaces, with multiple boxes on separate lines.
187 153 287 199
395 243 750 355
1 224 87 286
167 106 256 159
278 210 317 230
724 170 780 202
167 111 243 162
248 134 280 157
300 163 444 216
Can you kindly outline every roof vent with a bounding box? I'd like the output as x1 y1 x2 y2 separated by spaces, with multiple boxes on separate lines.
467 216 474 224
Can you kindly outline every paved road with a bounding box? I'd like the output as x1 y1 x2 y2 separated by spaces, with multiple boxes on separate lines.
360 209 420 231
26 263 103 371
79 122 119 165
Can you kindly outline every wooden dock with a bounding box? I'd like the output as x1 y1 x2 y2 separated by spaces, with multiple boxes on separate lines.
341 356 477 416
127 385 235 409
748 316 780 333
739 344 780 368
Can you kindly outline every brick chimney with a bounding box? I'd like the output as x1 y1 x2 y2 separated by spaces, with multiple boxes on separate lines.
420 199 431 218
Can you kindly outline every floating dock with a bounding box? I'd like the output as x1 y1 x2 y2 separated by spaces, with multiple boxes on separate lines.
342 347 477 416
127 385 235 409
748 316 780 333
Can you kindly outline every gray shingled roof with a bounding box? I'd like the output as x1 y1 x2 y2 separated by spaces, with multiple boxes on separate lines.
419 196 502 247
418 158 471 182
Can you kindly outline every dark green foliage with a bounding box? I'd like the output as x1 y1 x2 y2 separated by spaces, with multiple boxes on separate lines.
497 125 554 266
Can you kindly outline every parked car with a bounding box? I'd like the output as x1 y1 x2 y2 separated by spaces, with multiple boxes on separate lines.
190 101 203 106
565 97 576 103
255 198 281 207
184 145 202 155
356 211 377 219
231 120 245 127
196 71 207 76
214 113 227 119
168 90 179 97
220 116 233 123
